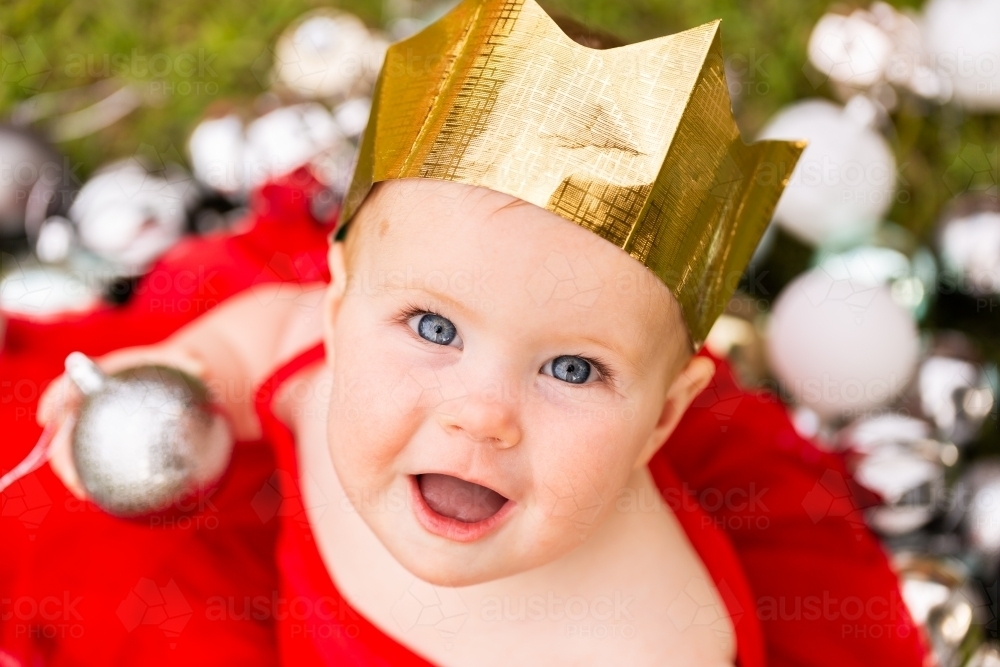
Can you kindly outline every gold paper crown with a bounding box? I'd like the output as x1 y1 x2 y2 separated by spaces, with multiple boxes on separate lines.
338 0 805 346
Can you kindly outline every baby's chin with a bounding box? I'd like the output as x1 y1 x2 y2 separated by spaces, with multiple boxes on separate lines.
389 545 512 588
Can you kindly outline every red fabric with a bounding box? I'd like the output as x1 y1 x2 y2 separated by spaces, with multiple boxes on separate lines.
253 344 767 666
661 359 930 666
0 168 331 667
0 167 927 666
254 344 436 667
252 342 929 667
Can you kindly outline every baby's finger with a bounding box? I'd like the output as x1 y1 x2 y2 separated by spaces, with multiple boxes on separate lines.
37 374 81 427
99 346 207 381
47 413 87 500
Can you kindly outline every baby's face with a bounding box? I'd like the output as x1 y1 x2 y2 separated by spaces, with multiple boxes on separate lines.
324 179 704 586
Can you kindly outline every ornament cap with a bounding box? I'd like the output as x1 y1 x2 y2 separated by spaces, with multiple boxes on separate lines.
65 351 106 396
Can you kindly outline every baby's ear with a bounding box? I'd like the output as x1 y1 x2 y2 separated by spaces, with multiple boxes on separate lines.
327 241 349 304
634 355 716 469
323 242 349 354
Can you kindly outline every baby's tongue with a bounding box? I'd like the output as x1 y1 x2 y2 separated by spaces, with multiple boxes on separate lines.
418 473 507 523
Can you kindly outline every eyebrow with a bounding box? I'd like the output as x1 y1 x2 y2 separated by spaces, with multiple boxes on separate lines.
575 333 644 378
384 283 483 325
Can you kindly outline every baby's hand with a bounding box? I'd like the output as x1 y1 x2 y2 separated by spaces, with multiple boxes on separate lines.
37 344 207 500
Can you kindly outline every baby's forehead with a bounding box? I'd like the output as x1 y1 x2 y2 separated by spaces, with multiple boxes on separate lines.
346 179 690 366
365 179 532 220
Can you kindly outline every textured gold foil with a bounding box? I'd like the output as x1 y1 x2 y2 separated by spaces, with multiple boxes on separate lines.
338 0 805 347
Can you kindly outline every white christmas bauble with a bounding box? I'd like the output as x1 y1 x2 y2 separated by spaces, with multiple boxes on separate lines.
274 11 381 100
958 461 1000 564
766 266 920 420
758 98 896 247
188 115 246 197
333 97 372 139
939 211 1000 296
808 11 894 89
70 162 192 269
923 0 1000 112
35 215 75 264
0 262 100 318
244 103 344 189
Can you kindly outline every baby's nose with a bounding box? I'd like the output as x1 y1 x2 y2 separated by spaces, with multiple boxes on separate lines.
436 393 521 450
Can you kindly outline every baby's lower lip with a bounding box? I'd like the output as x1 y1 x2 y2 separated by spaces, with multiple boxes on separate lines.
410 474 514 543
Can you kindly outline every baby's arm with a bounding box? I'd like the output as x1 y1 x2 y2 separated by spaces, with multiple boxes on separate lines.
37 281 328 497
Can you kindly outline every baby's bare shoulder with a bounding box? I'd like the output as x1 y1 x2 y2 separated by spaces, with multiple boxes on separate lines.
269 283 328 366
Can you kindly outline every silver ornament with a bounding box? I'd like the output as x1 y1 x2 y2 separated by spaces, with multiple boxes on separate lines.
937 210 1000 298
919 354 995 446
243 103 345 190
272 10 386 101
35 215 76 264
69 160 196 272
187 114 247 198
950 460 1000 568
895 553 985 667
806 4 945 105
840 414 955 535
66 352 232 517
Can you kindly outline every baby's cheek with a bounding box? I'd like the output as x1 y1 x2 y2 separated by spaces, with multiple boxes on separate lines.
327 337 422 482
529 411 639 546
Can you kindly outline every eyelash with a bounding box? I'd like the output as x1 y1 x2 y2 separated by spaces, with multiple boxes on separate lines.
393 302 442 336
392 302 618 384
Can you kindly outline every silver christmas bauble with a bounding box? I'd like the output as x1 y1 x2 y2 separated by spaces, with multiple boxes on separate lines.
839 414 955 535
895 553 985 667
0 125 63 237
950 460 1000 567
69 160 196 271
0 257 101 320
66 352 232 517
919 355 995 446
937 210 1000 297
273 10 386 101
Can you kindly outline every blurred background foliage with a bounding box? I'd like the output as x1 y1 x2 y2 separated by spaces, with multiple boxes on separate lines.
2 0 995 237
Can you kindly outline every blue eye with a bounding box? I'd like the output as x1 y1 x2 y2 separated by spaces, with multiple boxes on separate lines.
416 313 458 346
550 355 592 384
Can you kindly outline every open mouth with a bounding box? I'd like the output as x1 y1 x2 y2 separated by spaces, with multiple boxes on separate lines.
411 473 513 542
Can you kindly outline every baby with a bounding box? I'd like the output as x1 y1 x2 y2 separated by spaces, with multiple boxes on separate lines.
42 179 739 665
37 1 819 664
